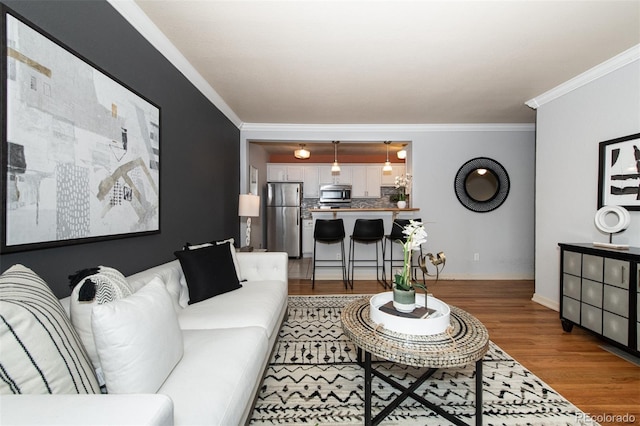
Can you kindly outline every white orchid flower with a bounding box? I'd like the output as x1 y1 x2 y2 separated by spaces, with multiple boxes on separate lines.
408 227 428 251
394 220 428 291
394 174 412 190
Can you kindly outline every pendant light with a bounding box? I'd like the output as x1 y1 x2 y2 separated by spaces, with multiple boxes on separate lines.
383 141 393 172
294 144 310 159
331 141 341 172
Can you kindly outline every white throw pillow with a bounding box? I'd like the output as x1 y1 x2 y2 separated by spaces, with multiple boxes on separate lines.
69 266 133 376
216 238 242 280
91 277 183 394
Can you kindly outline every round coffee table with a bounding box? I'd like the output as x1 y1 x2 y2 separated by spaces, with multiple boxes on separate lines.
341 296 489 426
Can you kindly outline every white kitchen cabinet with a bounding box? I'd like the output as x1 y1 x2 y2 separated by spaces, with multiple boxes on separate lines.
303 166 319 198
351 165 381 198
318 165 352 185
302 219 314 257
380 165 406 186
267 164 304 182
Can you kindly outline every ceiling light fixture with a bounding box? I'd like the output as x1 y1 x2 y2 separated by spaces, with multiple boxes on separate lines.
331 141 341 172
294 144 310 159
397 145 407 160
383 141 393 172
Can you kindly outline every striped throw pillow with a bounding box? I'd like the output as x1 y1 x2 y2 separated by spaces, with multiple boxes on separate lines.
0 264 100 394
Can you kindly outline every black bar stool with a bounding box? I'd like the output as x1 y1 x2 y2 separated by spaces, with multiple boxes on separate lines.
348 218 385 287
383 218 426 288
312 219 347 289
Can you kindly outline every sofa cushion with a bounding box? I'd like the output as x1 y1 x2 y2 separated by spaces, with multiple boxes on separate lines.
91 277 183 394
158 327 269 425
0 264 100 395
127 259 188 310
174 243 241 304
0 394 174 426
177 280 287 340
68 266 133 375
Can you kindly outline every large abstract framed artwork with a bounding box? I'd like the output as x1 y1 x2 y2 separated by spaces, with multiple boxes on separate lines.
1 9 160 253
598 133 640 211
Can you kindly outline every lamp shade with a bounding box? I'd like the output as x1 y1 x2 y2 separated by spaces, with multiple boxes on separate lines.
238 194 260 217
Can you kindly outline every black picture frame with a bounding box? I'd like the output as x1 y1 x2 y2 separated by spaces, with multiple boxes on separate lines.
1 7 161 253
597 133 640 211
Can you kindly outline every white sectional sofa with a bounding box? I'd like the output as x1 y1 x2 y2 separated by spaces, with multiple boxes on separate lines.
0 250 289 426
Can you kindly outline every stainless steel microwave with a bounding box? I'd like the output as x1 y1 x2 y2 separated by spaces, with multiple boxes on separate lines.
319 184 352 206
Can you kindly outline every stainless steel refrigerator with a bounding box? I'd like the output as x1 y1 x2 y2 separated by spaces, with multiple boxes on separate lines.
266 182 302 258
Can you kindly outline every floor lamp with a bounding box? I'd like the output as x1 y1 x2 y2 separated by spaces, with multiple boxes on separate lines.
238 194 260 251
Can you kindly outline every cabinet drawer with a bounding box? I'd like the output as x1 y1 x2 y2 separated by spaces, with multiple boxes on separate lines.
604 258 629 289
603 312 628 345
581 303 602 333
562 296 581 324
603 285 628 317
582 254 603 281
581 279 602 307
562 274 581 299
563 251 582 276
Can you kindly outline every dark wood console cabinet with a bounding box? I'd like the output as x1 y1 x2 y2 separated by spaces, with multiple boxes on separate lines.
558 243 639 356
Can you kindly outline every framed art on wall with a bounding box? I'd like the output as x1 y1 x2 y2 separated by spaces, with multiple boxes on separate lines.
598 133 640 210
250 165 258 195
1 8 161 253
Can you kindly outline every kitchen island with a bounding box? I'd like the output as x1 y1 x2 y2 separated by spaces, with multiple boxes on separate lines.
308 208 421 281
309 207 419 220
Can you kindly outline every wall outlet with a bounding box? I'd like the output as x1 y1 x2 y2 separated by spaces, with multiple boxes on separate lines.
473 253 480 261
336 252 341 260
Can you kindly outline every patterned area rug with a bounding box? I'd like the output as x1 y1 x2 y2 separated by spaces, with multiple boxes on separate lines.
250 295 591 426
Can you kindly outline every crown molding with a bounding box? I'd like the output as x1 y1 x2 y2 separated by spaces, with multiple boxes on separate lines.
526 44 640 110
240 123 535 133
106 0 243 127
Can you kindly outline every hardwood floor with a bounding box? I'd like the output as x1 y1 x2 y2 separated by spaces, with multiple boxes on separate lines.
288 277 640 425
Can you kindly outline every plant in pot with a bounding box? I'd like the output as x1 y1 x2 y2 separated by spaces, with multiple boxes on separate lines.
394 174 411 208
392 219 427 312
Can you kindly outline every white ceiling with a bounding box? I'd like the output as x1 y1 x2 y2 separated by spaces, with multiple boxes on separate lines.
132 0 639 126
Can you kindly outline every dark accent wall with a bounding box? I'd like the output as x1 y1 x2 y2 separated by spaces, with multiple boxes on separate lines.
0 0 240 297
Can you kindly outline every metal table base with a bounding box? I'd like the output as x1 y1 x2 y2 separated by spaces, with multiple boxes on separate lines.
359 348 483 426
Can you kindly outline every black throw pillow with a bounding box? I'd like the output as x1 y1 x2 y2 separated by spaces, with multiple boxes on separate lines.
174 243 242 304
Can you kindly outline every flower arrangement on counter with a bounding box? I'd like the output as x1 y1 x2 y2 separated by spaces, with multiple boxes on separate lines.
394 174 412 201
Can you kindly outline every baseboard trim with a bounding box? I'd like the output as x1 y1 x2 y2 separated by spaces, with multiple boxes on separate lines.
304 269 534 281
532 293 559 311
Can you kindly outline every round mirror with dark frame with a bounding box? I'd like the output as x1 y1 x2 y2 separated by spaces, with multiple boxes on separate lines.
454 157 510 212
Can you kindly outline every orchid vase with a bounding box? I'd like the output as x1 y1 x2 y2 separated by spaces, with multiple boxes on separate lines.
391 220 428 313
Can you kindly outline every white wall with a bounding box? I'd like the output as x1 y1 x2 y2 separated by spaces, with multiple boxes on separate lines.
241 124 536 279
534 59 640 310
242 143 269 249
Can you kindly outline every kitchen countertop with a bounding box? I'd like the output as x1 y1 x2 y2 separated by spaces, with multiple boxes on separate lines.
309 207 419 212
